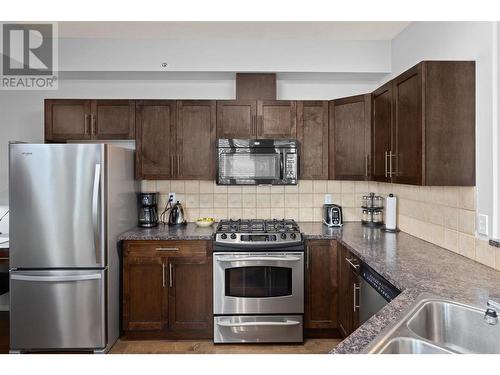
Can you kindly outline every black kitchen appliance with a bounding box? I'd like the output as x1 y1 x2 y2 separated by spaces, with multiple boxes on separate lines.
137 192 159 228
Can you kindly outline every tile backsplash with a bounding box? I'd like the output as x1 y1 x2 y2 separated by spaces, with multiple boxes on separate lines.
141 179 500 271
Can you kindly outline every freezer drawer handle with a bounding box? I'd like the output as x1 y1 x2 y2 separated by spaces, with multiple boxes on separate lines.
11 274 102 282
217 320 301 327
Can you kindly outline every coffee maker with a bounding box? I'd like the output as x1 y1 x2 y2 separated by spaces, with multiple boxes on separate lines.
137 192 159 228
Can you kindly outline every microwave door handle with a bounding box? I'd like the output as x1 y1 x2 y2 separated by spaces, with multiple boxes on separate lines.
280 153 284 180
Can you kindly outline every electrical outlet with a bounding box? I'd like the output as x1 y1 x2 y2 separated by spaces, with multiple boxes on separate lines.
477 214 489 236
168 192 176 204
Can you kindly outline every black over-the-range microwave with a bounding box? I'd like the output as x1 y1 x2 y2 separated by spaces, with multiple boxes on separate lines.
216 139 299 185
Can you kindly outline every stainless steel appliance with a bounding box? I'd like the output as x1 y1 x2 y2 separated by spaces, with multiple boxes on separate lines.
9 143 138 353
216 139 298 185
167 201 187 226
213 219 304 343
138 192 159 228
359 261 400 324
323 204 343 227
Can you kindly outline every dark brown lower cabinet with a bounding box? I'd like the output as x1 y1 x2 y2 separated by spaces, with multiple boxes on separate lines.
304 240 340 338
123 241 212 340
338 244 360 338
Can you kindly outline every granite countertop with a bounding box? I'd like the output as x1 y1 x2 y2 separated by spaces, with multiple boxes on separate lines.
118 221 500 354
118 222 215 241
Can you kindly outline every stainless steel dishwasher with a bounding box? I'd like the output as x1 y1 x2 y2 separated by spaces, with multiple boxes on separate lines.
359 262 401 324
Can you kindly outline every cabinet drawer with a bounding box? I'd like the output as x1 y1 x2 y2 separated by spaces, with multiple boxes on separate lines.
124 240 210 257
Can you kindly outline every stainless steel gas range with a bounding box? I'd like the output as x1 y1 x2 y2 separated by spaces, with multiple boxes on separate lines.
213 219 304 343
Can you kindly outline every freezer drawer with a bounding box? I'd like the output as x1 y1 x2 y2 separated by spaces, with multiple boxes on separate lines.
214 315 303 343
10 270 106 351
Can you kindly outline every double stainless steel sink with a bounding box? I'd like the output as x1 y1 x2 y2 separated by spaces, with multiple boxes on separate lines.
363 295 500 354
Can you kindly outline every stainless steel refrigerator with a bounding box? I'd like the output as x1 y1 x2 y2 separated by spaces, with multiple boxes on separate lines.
9 143 138 353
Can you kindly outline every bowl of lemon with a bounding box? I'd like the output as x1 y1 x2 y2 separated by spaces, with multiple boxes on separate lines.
195 217 215 227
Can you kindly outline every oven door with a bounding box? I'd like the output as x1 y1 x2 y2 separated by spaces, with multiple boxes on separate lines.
213 252 304 315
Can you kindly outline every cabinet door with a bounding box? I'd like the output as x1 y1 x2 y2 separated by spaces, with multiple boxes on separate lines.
92 100 135 140
392 64 423 185
297 101 329 180
123 255 167 333
135 100 175 179
216 100 256 138
338 244 360 338
167 255 212 338
44 99 91 141
372 83 393 182
305 240 338 331
257 100 297 138
330 95 371 180
175 101 216 180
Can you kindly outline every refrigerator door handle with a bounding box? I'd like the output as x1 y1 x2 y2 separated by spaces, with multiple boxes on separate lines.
11 274 102 282
92 163 101 265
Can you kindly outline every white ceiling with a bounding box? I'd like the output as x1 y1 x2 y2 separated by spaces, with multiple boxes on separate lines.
58 21 410 40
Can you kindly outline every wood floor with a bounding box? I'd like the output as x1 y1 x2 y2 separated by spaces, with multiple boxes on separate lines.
110 338 341 354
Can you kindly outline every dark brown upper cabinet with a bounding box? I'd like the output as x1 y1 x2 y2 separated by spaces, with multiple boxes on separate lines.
371 82 393 183
216 100 257 138
91 100 135 140
297 101 329 180
216 100 296 139
372 61 475 186
136 100 216 180
135 100 176 180
45 99 135 142
329 94 371 180
175 101 216 180
45 99 92 141
257 100 297 139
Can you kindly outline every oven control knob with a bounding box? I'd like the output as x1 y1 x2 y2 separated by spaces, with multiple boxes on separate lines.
290 233 297 239
230 233 237 240
281 233 287 239
221 233 227 240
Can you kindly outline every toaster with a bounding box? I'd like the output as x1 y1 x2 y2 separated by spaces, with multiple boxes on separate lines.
323 204 343 227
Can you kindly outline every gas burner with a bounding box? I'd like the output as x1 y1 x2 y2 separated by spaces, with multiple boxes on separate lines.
214 219 303 250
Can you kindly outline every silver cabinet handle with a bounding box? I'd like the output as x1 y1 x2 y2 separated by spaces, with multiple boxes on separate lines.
217 256 301 262
346 257 359 270
92 164 101 264
384 151 389 178
365 154 369 177
177 155 180 177
389 151 393 177
170 155 174 178
156 247 178 252
353 283 360 312
306 246 310 269
217 320 301 327
11 274 102 282
91 114 96 135
162 263 166 287
84 114 90 135
169 263 173 288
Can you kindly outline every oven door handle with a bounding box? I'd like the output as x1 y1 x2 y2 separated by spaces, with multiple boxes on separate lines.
216 320 301 327
216 256 301 262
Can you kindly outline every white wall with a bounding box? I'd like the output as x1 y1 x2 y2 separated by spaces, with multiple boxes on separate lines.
387 21 497 239
58 38 391 73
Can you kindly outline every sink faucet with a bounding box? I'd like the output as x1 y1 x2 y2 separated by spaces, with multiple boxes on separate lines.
484 299 500 325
